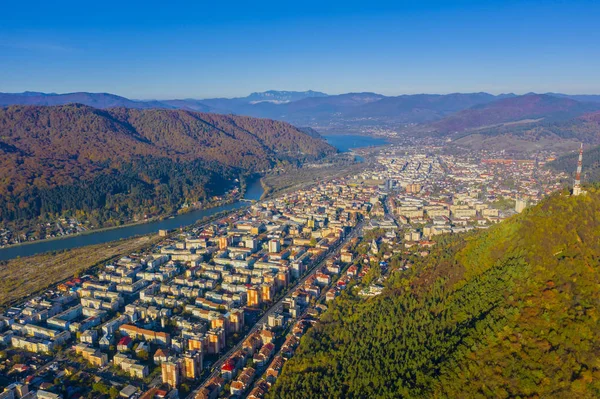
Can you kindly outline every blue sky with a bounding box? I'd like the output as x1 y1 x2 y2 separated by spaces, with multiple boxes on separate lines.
1 0 599 99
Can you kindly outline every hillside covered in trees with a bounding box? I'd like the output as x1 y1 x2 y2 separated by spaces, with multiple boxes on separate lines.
548 144 600 183
432 94 600 135
270 188 600 398
453 110 600 143
0 104 335 232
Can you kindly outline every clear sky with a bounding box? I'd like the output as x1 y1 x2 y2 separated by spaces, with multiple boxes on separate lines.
1 0 599 99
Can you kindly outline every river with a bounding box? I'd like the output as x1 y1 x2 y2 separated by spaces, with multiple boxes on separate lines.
0 135 385 261
0 177 264 261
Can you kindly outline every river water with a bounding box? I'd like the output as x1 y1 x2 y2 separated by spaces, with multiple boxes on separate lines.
0 177 264 261
0 135 386 260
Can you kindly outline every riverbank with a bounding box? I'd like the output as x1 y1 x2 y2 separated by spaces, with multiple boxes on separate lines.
260 176 273 200
0 215 163 251
0 177 268 308
260 161 364 199
0 201 237 251
0 136 386 260
0 234 164 310
0 180 251 252
0 177 264 261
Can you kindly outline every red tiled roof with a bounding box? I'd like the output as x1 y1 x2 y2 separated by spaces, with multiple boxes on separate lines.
154 348 167 357
221 360 235 372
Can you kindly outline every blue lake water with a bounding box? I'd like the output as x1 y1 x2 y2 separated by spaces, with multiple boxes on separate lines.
324 134 388 152
0 177 264 261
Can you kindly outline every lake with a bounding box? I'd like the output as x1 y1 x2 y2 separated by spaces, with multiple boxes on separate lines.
324 134 389 152
0 177 264 261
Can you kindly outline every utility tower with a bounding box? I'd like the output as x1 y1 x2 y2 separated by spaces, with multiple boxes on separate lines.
572 143 584 196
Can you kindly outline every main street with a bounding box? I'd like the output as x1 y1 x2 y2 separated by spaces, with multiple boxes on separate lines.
243 224 365 398
185 220 364 399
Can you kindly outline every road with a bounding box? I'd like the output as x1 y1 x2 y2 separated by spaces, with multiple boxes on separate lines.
243 223 366 399
383 194 398 223
185 221 364 399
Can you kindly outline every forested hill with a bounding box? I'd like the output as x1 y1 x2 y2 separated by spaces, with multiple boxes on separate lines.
270 188 600 398
548 144 600 183
432 94 600 135
0 104 335 231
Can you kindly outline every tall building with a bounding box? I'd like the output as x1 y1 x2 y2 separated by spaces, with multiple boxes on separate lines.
405 183 422 194
268 239 281 254
276 271 289 288
161 357 184 388
247 286 261 307
515 198 528 213
228 309 245 333
573 143 584 196
211 316 229 335
261 284 273 302
219 236 230 250
207 328 225 354
183 351 203 380
187 335 204 352
245 237 258 251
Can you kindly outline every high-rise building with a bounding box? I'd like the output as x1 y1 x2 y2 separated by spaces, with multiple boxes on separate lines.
276 271 289 288
211 315 228 331
218 236 230 250
261 284 273 302
183 351 203 380
573 143 584 196
405 183 422 194
247 286 261 307
228 309 245 333
207 328 225 354
162 357 184 388
245 237 258 251
515 198 528 213
268 239 281 254
187 335 204 353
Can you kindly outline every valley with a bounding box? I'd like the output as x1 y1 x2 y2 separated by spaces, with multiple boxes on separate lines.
0 105 335 247
3 2 600 399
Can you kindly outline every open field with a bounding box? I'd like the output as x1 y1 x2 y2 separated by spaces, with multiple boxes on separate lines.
452 133 581 153
262 160 365 198
0 234 163 309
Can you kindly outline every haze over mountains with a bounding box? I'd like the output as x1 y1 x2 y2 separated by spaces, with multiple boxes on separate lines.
433 94 600 133
3 90 600 136
0 91 169 110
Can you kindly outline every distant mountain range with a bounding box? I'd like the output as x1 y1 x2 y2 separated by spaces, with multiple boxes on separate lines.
3 90 600 140
0 91 168 109
238 90 328 104
443 96 600 153
432 94 600 134
0 90 510 124
0 90 329 112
